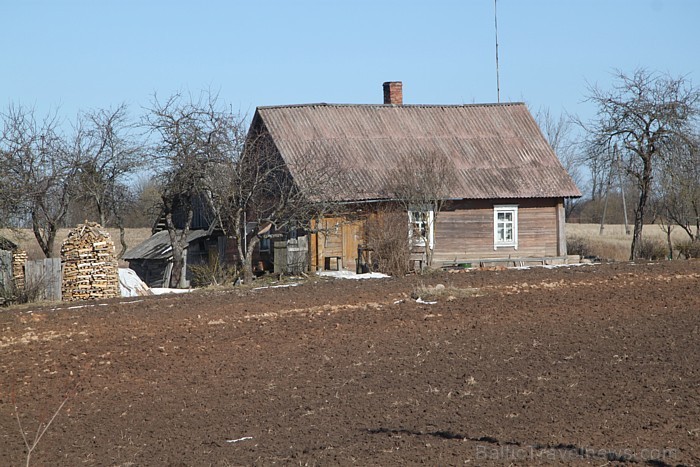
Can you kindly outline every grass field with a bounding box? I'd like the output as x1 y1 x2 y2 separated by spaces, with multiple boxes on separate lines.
566 222 689 261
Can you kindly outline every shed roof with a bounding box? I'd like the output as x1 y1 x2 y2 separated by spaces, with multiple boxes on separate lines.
123 230 209 261
0 236 18 251
253 102 581 201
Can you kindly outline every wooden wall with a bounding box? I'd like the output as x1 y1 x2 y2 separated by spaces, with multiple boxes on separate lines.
433 198 561 263
310 198 564 271
311 214 368 271
25 258 62 301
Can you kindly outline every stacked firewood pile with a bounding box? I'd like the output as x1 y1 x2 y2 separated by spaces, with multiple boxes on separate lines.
61 222 120 301
12 249 27 290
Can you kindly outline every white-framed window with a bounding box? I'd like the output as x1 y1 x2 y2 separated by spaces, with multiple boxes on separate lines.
494 205 518 250
409 207 434 249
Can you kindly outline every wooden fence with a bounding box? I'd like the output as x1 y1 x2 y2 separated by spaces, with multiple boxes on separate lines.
0 250 12 294
25 259 62 301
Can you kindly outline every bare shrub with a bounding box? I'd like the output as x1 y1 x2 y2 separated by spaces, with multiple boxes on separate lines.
364 209 410 276
0 282 29 306
676 239 700 259
637 238 668 260
13 390 69 467
189 254 238 287
0 283 16 306
567 235 627 261
0 273 49 306
566 236 594 258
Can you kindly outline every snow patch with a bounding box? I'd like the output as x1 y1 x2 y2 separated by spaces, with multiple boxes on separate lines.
150 288 193 295
226 436 253 443
415 297 437 305
253 283 301 290
318 270 389 280
513 262 598 271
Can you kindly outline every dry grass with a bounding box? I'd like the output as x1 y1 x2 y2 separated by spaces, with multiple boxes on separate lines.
0 228 152 265
411 283 481 302
566 223 687 261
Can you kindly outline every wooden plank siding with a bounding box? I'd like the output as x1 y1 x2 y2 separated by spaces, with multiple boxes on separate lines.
25 258 62 301
433 198 560 263
309 198 564 271
312 216 367 271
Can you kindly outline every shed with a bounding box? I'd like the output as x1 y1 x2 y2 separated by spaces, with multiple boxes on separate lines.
123 230 211 287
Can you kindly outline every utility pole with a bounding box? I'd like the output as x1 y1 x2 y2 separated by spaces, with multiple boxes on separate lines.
494 0 500 103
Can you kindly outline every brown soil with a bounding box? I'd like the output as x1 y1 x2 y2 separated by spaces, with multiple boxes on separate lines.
1 261 699 466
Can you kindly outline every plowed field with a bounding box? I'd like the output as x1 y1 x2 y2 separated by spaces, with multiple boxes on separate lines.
2 261 699 466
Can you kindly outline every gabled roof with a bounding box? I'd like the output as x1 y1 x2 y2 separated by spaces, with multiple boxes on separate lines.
252 102 581 201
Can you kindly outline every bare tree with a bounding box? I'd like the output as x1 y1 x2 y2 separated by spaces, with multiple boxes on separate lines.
0 105 81 257
122 174 163 228
657 136 700 242
71 104 143 257
536 107 584 218
384 151 458 268
583 69 700 260
210 134 345 283
144 91 240 288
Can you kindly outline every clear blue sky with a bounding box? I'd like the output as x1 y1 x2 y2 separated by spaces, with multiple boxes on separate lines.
1 0 698 125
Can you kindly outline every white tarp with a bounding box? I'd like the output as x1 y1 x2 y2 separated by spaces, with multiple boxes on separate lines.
118 268 153 297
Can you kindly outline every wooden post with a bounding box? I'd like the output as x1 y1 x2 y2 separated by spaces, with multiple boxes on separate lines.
557 200 567 256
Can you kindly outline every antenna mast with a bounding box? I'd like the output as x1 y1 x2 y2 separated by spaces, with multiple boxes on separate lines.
494 0 501 103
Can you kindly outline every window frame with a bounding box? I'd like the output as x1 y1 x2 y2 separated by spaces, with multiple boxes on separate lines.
408 206 435 249
493 204 518 250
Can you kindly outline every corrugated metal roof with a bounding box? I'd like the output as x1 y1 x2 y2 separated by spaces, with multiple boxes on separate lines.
123 230 209 261
254 103 581 200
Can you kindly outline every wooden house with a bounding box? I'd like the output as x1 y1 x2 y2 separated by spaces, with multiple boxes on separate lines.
251 82 581 269
247 81 581 272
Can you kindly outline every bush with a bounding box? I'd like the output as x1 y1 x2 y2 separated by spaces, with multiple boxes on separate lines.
189 255 238 287
675 239 700 259
637 238 668 260
567 236 595 258
364 209 411 277
0 282 33 306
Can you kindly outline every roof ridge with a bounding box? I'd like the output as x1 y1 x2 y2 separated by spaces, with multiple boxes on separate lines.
257 102 525 110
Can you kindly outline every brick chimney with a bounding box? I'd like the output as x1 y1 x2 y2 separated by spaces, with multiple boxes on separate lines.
383 81 403 105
